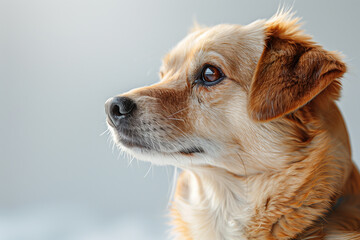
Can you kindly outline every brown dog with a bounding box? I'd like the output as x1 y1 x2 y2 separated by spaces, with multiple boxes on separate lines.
105 10 360 240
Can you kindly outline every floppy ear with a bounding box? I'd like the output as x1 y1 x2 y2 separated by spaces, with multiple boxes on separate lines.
248 32 346 122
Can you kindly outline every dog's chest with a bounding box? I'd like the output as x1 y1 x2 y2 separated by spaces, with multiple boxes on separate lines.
173 172 253 240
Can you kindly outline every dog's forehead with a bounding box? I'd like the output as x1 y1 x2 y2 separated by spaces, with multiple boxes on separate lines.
161 23 265 74
161 28 207 71
163 26 233 64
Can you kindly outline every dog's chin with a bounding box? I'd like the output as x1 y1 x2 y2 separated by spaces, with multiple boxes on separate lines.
110 138 208 167
117 141 208 166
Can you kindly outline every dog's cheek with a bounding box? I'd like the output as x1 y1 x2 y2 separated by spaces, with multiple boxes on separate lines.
191 83 244 138
163 89 195 138
192 80 236 106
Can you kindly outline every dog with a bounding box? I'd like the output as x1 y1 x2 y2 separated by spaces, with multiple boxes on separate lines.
105 10 360 240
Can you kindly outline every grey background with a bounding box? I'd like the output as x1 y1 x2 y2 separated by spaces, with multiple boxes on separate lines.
1 0 359 239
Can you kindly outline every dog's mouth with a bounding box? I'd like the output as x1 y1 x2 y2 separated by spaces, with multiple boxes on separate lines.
179 147 205 155
118 136 204 155
118 137 151 150
108 119 205 156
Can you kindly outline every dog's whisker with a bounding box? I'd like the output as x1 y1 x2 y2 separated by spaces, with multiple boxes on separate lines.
99 128 110 136
167 122 196 145
144 163 153 178
167 106 190 118
167 117 185 123
127 155 136 167
111 140 116 154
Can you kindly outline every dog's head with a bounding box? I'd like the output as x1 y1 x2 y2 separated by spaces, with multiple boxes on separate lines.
105 11 346 174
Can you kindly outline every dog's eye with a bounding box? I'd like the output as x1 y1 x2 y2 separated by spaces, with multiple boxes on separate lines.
199 65 224 86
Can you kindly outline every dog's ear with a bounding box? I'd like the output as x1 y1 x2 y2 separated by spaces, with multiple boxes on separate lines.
248 21 346 122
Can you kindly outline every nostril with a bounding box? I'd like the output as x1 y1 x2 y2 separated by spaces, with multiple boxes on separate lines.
111 104 122 118
106 97 137 124
120 98 136 115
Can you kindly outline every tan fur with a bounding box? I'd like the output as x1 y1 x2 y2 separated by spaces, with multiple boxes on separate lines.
107 10 360 240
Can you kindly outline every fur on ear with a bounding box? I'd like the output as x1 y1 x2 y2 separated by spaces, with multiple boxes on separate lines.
248 12 347 122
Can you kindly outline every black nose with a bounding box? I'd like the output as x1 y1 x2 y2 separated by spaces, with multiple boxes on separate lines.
105 96 136 127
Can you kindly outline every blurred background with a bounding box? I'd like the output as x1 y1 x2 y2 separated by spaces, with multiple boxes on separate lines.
1 0 359 239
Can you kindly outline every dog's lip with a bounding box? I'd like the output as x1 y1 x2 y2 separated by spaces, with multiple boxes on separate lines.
106 118 116 128
119 138 151 150
179 147 205 155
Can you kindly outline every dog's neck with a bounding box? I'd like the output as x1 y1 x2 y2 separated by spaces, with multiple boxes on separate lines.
172 133 352 240
172 168 253 240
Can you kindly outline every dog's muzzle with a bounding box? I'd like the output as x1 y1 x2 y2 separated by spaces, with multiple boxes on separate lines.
105 96 206 155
